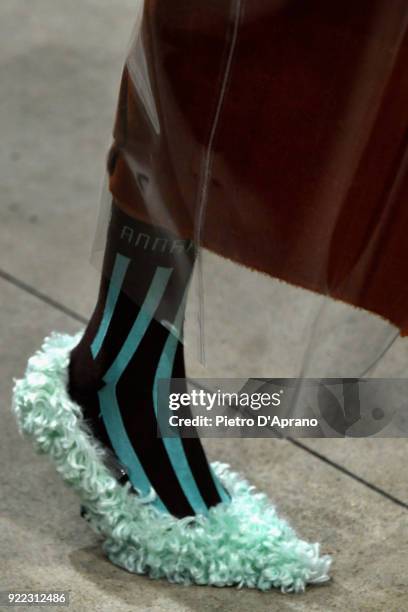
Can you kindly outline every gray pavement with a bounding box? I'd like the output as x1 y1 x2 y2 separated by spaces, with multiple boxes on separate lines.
1 2 407 611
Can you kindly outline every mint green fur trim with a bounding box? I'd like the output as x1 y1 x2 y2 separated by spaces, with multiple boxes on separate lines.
12 333 331 593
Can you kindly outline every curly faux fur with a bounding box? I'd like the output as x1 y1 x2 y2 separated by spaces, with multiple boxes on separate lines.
12 332 331 593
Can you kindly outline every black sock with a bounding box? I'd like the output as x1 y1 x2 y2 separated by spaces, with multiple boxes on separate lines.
68 203 229 518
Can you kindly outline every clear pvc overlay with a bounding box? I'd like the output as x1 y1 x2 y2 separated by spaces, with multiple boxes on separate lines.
92 0 408 379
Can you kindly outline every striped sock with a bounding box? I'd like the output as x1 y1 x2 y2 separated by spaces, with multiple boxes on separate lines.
68 204 229 518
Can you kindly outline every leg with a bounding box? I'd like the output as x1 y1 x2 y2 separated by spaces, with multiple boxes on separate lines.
12 0 331 592
68 202 228 518
12 203 330 591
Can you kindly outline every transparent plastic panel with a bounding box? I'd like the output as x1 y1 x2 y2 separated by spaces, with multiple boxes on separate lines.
93 0 408 380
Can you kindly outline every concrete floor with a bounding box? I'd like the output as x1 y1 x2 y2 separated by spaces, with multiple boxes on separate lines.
1 2 407 611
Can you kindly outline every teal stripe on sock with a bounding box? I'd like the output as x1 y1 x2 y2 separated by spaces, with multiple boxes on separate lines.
209 464 230 504
153 299 230 513
98 385 167 513
104 267 173 384
153 334 208 515
91 254 130 358
97 265 173 512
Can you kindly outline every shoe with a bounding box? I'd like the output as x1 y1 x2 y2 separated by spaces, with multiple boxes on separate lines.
12 332 331 593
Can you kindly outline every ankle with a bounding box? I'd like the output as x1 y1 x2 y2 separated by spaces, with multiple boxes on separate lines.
67 340 101 405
